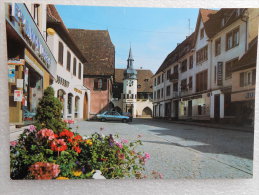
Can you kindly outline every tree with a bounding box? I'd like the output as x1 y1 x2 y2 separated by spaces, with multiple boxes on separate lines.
35 87 67 133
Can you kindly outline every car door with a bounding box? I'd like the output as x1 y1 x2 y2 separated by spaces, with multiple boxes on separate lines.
104 111 112 120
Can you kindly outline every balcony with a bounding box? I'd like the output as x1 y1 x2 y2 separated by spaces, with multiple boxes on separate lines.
172 91 179 98
179 90 192 97
169 72 179 82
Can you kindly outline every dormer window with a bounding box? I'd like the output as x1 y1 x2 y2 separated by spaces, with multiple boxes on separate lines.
200 28 204 39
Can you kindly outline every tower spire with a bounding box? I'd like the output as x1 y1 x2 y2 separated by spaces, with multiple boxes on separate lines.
127 46 134 69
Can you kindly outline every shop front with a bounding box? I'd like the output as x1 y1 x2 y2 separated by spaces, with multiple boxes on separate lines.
6 3 56 125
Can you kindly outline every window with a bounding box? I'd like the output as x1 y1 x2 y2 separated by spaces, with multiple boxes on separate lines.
214 66 217 83
157 89 160 99
226 27 239 50
225 58 238 80
161 88 164 98
33 4 40 25
240 69 256 87
196 69 208 92
181 59 187 73
161 74 164 83
189 55 193 69
174 65 178 73
66 51 71 71
154 78 157 86
189 76 193 89
58 42 64 65
78 63 82 79
181 79 187 91
200 28 204 39
167 69 171 80
196 45 208 64
173 82 178 92
166 85 171 96
215 38 221 56
154 91 156 100
73 58 77 76
94 78 107 90
158 75 161 85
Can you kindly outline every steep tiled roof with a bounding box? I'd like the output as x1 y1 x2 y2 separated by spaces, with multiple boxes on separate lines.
115 69 153 93
47 5 87 63
154 32 195 75
69 29 115 76
232 37 258 72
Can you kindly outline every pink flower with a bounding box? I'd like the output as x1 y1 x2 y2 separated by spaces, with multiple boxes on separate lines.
115 141 123 149
121 139 128 144
37 128 55 140
10 141 17 147
144 152 151 160
28 125 36 132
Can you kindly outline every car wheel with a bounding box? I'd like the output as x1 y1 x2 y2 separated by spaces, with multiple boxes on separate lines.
122 119 128 123
101 118 106 122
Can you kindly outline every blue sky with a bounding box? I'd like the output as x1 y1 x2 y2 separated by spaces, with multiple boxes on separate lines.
56 5 199 73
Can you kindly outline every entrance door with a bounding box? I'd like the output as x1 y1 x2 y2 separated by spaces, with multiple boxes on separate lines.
214 94 220 121
174 101 179 119
83 93 88 120
188 100 192 117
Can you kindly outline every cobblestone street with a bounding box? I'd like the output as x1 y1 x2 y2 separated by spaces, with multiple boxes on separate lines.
72 118 253 179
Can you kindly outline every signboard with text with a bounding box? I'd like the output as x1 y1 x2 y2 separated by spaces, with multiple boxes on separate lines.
217 62 223 86
14 90 23 102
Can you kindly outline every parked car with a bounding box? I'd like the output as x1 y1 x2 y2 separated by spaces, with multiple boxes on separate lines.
122 112 133 122
96 111 130 123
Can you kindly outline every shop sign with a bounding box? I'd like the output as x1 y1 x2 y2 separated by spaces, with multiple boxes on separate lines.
74 88 82 94
6 3 56 77
57 76 70 88
8 65 15 83
14 90 23 101
16 79 23 88
8 59 25 66
217 62 223 86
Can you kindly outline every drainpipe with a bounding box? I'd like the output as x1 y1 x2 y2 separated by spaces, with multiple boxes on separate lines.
241 9 249 52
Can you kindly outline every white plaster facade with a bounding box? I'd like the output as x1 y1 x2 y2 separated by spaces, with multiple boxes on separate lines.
47 30 90 120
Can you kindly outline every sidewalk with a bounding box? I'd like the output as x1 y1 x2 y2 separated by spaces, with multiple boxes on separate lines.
152 118 254 132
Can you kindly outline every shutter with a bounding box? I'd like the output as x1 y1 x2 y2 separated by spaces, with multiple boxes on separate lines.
102 79 107 90
252 69 256 85
240 72 244 87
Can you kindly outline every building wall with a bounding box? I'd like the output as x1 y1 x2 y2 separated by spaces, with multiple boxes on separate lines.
136 99 153 117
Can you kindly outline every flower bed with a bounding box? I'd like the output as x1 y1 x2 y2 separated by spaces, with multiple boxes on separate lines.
10 125 149 179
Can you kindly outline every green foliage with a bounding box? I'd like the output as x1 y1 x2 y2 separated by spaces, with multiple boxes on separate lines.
35 87 67 133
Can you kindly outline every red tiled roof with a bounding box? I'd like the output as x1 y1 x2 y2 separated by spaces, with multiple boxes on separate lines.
69 29 115 76
115 69 153 93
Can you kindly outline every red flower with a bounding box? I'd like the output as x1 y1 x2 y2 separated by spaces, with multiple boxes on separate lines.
59 129 74 138
29 162 60 180
50 139 67 152
73 135 82 142
72 146 81 153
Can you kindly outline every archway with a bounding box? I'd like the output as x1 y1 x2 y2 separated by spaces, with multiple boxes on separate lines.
67 93 73 115
142 107 152 117
57 89 66 117
83 92 89 120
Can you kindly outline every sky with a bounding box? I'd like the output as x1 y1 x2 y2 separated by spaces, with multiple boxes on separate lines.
56 5 199 73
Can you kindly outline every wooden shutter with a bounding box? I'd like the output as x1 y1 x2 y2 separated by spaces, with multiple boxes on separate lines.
240 72 244 87
252 69 256 85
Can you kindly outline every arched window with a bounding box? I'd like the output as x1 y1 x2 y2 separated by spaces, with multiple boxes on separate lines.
68 93 73 114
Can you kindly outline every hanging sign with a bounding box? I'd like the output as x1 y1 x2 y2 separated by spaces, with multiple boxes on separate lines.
217 62 223 86
14 90 23 102
8 65 16 83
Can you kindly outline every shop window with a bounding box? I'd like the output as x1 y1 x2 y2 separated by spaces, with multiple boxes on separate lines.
215 38 221 56
66 51 71 71
73 58 77 76
224 93 234 116
226 27 239 50
58 42 64 65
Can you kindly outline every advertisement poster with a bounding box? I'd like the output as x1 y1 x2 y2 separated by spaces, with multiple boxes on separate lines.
14 90 23 102
8 65 15 83
16 79 24 88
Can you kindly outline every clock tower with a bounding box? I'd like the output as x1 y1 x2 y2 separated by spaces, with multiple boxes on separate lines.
122 47 137 117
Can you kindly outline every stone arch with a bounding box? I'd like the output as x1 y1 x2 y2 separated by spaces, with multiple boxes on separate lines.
113 106 122 114
142 107 152 117
74 96 80 118
83 92 89 120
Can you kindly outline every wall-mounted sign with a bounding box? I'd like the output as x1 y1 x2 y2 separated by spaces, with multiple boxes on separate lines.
245 92 255 99
56 75 70 88
14 90 23 101
6 3 56 78
74 88 82 94
217 62 223 86
8 59 25 66
8 65 15 83
16 79 23 88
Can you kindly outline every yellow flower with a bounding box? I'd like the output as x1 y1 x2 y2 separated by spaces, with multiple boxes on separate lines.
73 171 82 177
56 177 69 180
85 139 93 146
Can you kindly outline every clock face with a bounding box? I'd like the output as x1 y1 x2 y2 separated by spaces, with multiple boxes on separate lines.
128 80 133 87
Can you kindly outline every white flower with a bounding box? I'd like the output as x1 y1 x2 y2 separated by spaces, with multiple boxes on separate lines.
92 170 106 179
83 136 90 140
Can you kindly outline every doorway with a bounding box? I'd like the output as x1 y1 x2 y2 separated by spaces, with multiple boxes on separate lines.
214 94 220 121
83 92 88 120
188 100 192 117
